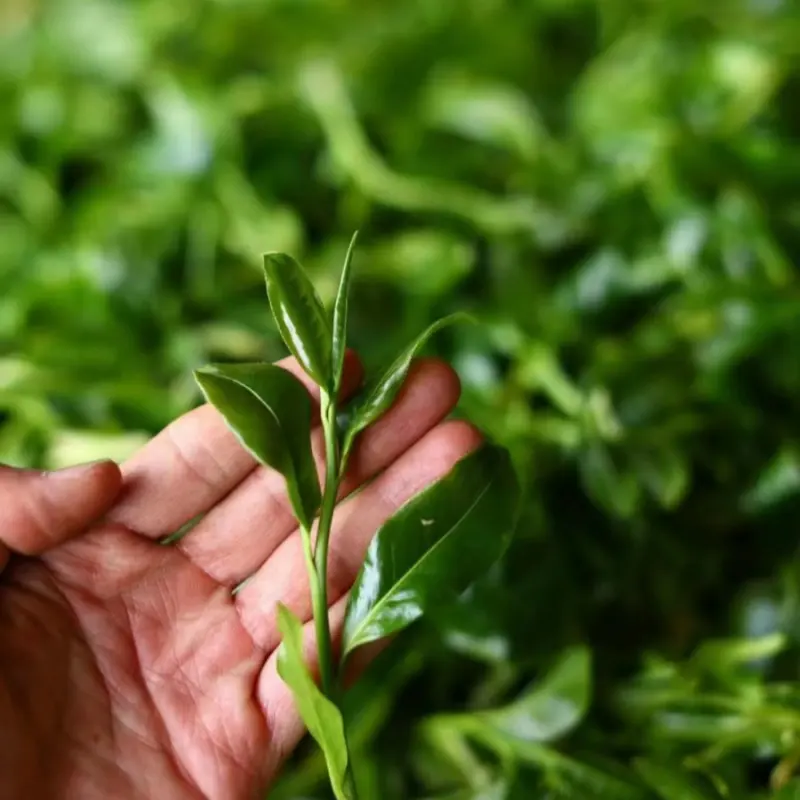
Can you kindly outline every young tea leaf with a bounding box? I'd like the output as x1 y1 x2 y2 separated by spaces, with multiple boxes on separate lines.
342 443 519 660
331 231 359 394
509 746 648 800
194 363 321 529
276 604 352 800
474 647 592 744
342 313 470 456
263 252 332 389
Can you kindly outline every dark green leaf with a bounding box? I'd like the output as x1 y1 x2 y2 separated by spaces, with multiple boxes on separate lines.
331 231 358 394
475 647 592 743
194 362 320 529
263 252 332 389
342 313 470 455
634 759 722 800
342 443 519 659
276 604 352 800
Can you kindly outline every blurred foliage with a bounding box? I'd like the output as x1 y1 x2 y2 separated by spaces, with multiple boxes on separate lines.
3 0 800 797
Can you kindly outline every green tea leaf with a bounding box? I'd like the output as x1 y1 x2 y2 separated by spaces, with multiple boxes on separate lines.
263 252 332 389
331 231 358 394
475 647 592 743
194 362 320 529
634 759 722 800
551 752 649 800
343 313 469 454
342 443 519 659
276 604 352 800
497 745 647 800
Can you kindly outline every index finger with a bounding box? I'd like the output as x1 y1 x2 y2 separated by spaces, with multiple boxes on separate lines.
106 351 363 541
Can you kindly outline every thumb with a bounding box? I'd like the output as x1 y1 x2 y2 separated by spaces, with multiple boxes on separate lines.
0 460 123 566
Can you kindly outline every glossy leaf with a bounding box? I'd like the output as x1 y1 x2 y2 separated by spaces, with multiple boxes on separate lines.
276 604 352 800
634 759 722 800
263 252 332 389
342 443 519 659
342 313 470 454
194 362 320 529
331 231 358 394
475 647 591 743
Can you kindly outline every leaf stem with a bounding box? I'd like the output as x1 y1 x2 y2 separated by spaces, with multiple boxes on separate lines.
312 391 341 697
309 390 360 799
300 523 333 697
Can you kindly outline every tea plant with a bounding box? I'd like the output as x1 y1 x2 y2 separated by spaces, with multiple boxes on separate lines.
193 234 520 798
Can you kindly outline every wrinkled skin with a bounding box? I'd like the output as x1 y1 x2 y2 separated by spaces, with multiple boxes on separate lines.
0 355 480 799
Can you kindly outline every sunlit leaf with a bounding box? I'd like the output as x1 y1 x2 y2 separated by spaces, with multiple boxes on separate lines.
342 443 519 659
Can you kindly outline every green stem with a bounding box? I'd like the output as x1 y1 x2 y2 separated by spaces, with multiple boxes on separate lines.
312 391 341 696
308 391 361 799
300 523 333 698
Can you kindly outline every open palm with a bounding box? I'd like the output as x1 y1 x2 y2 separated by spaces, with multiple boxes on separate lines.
0 355 479 800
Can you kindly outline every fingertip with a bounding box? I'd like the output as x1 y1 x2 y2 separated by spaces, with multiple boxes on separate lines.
432 419 485 460
0 460 125 557
43 460 125 534
89 459 124 498
406 356 462 406
47 458 123 500
340 348 364 396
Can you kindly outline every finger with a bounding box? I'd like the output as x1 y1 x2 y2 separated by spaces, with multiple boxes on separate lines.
0 461 122 558
107 351 363 540
179 358 461 587
235 420 483 653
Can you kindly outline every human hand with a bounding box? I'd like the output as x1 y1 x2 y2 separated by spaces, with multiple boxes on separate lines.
0 353 481 799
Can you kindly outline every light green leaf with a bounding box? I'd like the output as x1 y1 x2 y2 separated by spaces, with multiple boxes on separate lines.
276 604 352 800
476 647 592 744
692 633 787 677
194 362 320 529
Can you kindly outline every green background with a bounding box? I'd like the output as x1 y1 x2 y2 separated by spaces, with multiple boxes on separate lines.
3 0 800 797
